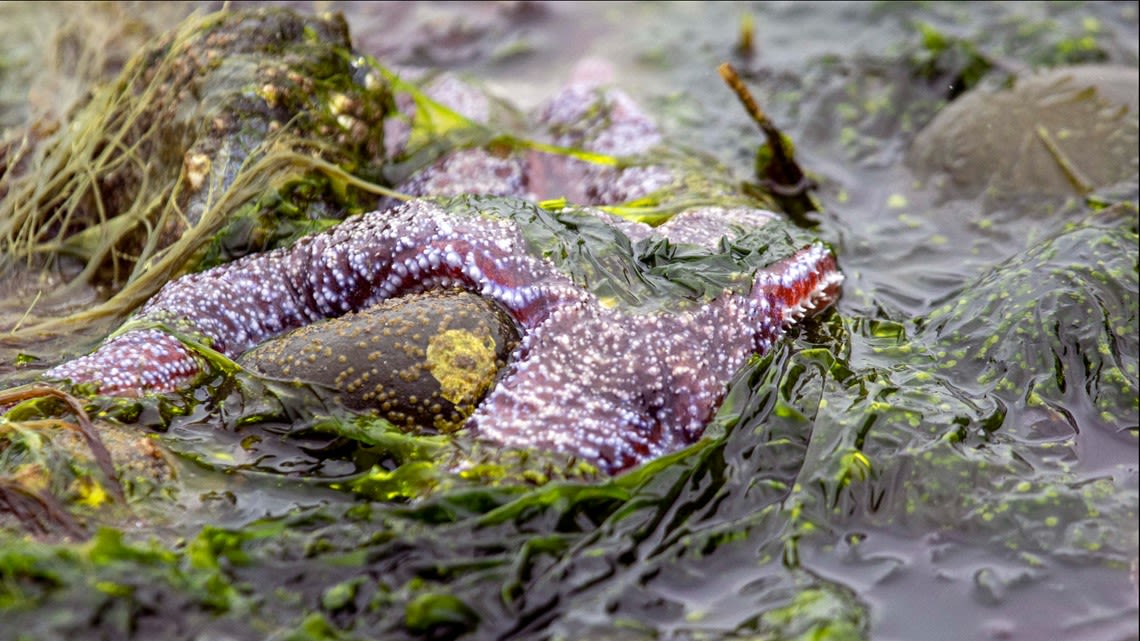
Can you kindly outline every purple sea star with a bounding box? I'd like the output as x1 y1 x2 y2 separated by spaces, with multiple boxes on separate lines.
46 67 844 472
47 200 841 472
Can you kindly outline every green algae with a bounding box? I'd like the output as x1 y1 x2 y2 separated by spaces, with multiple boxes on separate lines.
436 194 816 314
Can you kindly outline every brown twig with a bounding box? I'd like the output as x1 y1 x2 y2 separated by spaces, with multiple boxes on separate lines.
735 13 755 58
718 62 814 202
719 62 774 135
1035 125 1094 195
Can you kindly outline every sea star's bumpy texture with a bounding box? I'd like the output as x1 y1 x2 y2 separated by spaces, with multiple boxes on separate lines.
48 201 841 472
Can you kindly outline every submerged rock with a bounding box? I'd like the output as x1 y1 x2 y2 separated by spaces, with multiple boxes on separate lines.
239 290 519 432
909 64 1139 198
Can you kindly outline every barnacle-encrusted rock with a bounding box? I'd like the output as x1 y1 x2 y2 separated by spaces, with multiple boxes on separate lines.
239 290 519 432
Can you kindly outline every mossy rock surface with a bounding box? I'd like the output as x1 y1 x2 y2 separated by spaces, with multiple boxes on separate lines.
2 7 390 291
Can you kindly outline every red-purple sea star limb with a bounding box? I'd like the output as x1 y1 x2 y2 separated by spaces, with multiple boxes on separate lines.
469 241 841 471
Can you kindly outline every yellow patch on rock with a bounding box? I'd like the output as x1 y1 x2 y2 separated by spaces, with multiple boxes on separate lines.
426 327 499 412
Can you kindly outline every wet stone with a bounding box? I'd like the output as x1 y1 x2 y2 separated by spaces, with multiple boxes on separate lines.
909 64 1139 198
239 290 519 432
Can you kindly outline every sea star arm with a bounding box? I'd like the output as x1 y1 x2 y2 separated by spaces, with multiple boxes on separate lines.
47 201 585 395
468 240 844 473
